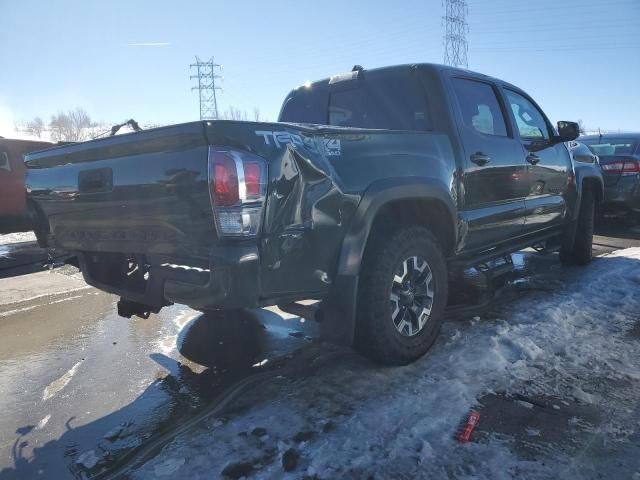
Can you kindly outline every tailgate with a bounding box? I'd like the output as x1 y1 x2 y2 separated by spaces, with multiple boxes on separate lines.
26 123 216 259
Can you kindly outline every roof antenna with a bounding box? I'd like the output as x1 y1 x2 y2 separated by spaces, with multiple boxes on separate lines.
598 127 602 142
352 65 364 72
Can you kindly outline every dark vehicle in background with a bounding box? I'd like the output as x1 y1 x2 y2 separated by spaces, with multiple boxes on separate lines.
0 138 52 234
25 64 602 364
569 140 599 165
580 134 640 219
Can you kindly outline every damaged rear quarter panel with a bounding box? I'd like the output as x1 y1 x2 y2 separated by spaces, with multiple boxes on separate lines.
243 124 456 300
258 129 360 298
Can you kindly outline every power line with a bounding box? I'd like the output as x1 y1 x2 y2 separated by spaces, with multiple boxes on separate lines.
190 56 222 120
443 0 469 68
473 21 639 35
468 0 637 16
473 43 639 52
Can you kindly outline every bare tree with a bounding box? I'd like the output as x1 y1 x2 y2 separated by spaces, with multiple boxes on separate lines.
219 106 267 122
577 119 586 135
25 117 45 138
50 108 96 142
222 106 248 121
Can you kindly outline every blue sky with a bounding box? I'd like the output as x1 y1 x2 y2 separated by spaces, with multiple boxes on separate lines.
1 0 639 134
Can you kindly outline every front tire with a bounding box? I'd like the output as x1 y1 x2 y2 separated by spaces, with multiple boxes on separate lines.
355 226 448 365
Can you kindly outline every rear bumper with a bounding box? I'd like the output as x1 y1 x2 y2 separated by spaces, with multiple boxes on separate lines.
602 177 640 212
78 244 261 311
163 245 260 309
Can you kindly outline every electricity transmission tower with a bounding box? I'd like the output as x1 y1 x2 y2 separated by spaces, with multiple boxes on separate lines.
443 0 469 68
190 57 222 120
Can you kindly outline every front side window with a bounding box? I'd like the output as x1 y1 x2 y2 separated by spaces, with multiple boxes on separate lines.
451 78 507 136
505 89 550 141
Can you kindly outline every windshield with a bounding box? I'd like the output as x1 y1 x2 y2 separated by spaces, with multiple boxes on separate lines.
581 137 638 156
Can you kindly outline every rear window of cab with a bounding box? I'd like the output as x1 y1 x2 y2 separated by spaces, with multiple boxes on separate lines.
279 70 432 131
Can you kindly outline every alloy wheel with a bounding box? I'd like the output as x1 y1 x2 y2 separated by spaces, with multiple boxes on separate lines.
389 255 435 337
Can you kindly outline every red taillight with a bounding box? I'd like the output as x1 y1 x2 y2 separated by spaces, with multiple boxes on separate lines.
602 160 640 174
208 147 267 237
211 153 239 206
244 163 262 198
601 161 623 173
623 161 640 173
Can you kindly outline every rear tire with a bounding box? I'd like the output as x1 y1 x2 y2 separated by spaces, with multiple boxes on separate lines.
560 189 595 266
355 226 448 365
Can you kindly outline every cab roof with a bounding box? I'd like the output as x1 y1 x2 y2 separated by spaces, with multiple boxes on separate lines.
294 62 501 92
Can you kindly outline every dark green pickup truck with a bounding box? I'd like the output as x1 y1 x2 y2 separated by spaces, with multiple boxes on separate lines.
25 63 603 364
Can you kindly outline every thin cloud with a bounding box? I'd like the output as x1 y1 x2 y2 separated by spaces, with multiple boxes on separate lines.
128 42 171 47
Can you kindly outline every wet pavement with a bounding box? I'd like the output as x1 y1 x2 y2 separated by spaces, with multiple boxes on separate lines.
594 217 640 253
0 241 70 280
0 272 317 479
0 219 638 479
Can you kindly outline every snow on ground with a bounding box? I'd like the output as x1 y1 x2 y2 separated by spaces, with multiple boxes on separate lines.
0 232 37 258
0 231 36 246
132 249 640 479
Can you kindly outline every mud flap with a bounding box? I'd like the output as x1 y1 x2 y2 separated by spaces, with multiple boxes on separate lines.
319 274 358 346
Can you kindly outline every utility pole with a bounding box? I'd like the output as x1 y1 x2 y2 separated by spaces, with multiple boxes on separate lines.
443 0 469 68
190 57 222 120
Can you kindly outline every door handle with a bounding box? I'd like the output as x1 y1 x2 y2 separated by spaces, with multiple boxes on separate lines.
470 152 491 166
526 153 541 165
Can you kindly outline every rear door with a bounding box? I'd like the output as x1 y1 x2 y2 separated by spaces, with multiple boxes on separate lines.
448 75 528 250
502 88 572 232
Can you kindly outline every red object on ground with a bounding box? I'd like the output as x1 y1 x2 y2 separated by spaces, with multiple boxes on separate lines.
458 411 481 443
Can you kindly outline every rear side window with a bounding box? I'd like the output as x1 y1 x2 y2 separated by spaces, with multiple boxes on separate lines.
278 86 328 124
328 73 431 131
451 78 507 136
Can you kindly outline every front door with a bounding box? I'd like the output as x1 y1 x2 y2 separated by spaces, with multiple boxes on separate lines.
502 88 571 233
449 76 529 251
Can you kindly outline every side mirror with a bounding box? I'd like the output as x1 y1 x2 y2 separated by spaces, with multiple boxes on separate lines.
556 121 580 142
